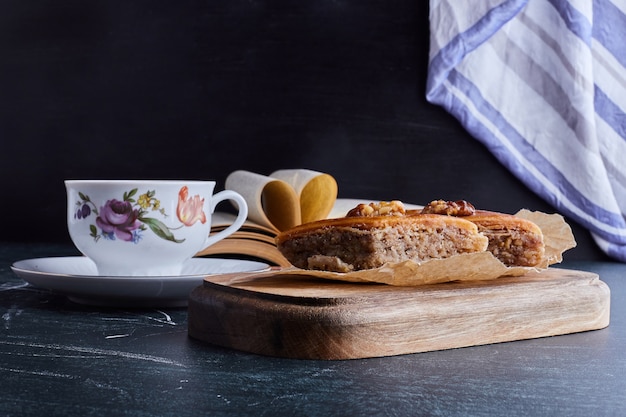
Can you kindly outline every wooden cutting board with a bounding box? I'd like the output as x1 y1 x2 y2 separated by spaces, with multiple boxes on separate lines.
187 268 610 360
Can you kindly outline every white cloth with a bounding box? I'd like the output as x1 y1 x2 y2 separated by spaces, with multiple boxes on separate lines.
427 0 626 261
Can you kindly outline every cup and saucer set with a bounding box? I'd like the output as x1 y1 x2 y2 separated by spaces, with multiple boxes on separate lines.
11 180 268 308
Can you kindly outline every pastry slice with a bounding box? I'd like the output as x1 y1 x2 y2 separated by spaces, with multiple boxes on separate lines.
276 201 489 272
464 211 545 267
421 200 545 267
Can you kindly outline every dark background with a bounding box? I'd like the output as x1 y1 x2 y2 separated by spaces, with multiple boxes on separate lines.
0 0 608 261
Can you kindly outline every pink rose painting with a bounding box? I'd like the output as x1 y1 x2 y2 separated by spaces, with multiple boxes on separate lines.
74 186 206 244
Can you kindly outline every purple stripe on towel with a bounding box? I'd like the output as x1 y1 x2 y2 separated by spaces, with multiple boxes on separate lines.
426 0 527 98
547 0 592 43
593 0 626 66
595 87 626 140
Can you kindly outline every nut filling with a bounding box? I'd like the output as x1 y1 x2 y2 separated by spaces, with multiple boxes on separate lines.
278 218 489 272
477 226 545 267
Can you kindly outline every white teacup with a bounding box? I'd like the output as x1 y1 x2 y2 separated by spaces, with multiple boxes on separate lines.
66 180 248 276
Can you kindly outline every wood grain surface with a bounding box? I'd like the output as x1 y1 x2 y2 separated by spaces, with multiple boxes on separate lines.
188 268 610 360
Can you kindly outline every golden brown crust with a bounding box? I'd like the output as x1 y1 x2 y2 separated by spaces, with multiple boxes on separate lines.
275 213 481 244
465 210 542 233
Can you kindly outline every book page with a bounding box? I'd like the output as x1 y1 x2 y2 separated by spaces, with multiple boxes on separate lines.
211 212 278 236
225 170 300 231
270 169 338 223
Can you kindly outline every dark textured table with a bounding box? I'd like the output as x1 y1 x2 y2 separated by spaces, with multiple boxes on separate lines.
1 242 624 417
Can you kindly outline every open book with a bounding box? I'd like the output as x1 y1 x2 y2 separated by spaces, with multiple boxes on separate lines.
197 169 369 266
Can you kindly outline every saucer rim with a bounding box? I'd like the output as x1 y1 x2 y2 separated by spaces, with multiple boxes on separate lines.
10 256 270 308
11 256 269 280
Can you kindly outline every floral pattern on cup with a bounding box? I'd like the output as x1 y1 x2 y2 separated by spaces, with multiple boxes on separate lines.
74 186 206 244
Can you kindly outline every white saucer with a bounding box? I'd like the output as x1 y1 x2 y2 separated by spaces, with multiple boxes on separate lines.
11 256 269 308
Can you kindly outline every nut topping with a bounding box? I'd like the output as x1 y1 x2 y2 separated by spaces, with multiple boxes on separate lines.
346 200 406 217
420 200 476 216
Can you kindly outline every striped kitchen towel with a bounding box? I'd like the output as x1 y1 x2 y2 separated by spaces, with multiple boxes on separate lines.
427 0 626 261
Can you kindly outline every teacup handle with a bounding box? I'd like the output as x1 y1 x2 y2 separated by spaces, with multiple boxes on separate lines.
203 190 248 249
